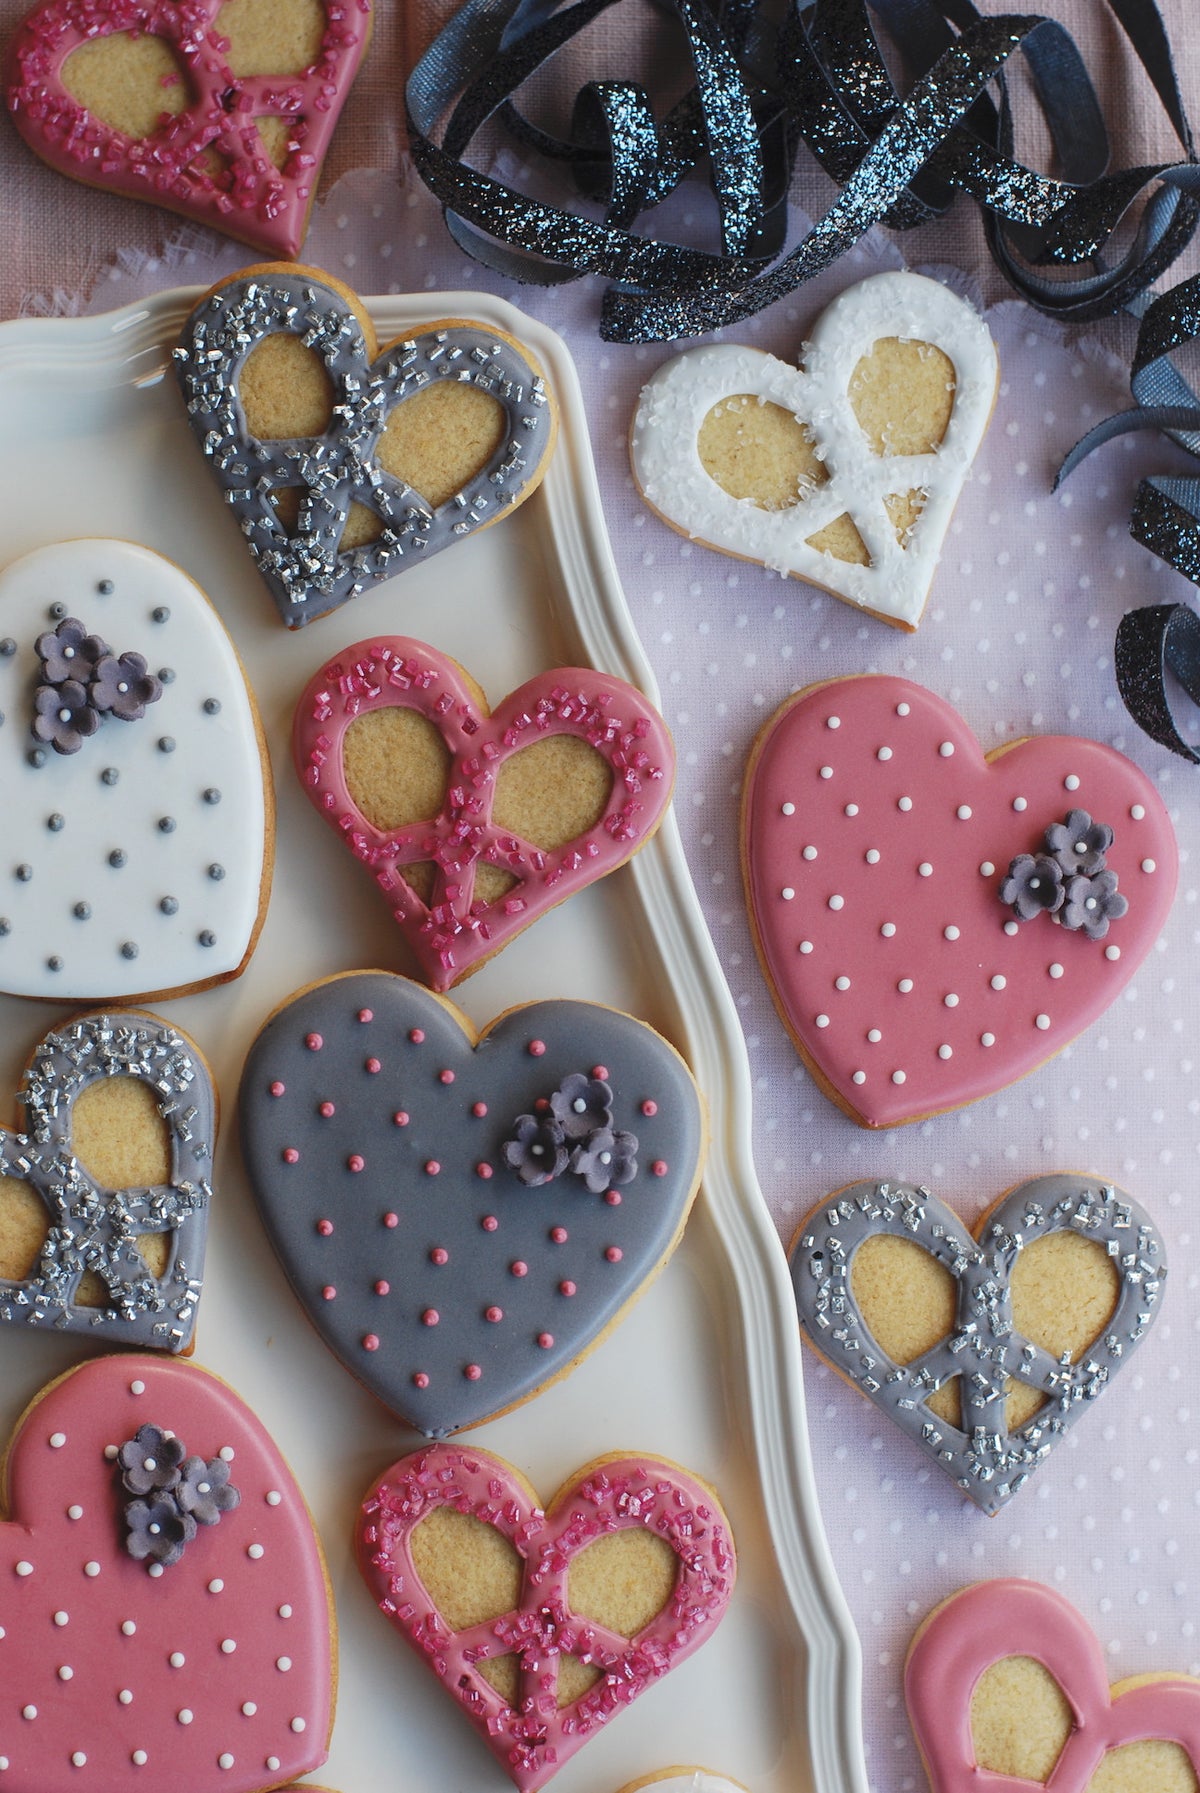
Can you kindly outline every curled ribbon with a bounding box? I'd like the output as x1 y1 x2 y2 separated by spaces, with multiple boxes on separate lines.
406 0 1200 342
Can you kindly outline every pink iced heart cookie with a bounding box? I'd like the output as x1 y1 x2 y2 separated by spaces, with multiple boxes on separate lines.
906 1580 1200 1791
294 638 676 990
357 1443 736 1791
0 1355 334 1792
742 676 1178 1127
4 0 372 257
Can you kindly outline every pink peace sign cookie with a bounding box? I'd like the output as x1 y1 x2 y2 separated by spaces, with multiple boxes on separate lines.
0 1355 334 1791
293 638 676 990
4 0 372 257
906 1580 1200 1791
742 676 1178 1126
357 1442 736 1791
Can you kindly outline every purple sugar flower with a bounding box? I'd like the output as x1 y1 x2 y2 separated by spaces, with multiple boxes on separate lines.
35 617 111 686
502 1114 569 1186
1045 808 1113 878
90 651 163 722
570 1126 639 1193
124 1495 197 1568
1062 869 1128 940
118 1424 186 1496
549 1073 613 1141
177 1454 241 1526
1000 853 1065 920
32 679 100 755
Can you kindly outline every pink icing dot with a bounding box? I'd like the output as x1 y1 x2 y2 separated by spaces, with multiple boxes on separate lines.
269 1080 285 1097
528 1039 546 1057
591 1064 609 1081
604 1246 623 1262
318 1101 335 1118
651 1160 668 1177
374 1280 390 1297
362 1334 380 1353
559 1280 577 1297
485 1306 503 1323
408 1028 425 1045
347 1154 365 1173
464 1364 482 1381
305 1033 323 1052
316 1219 333 1237
641 1099 658 1117
471 1101 488 1118
412 1372 429 1389
604 1190 622 1206
422 1309 440 1326
321 1286 336 1302
282 1147 299 1165
481 1215 498 1232
537 1332 554 1349
425 1160 441 1176
476 1162 494 1180
365 1057 381 1075
550 1226 568 1244
357 1008 373 1023
430 1247 449 1266
393 1111 409 1127
510 1261 528 1278
438 1069 455 1085
383 1212 399 1229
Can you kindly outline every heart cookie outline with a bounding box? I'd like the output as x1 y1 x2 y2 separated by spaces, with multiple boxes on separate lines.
293 637 675 989
789 1174 1166 1515
0 1354 335 1792
239 971 705 1435
630 270 998 630
357 1442 736 1792
907 1580 1200 1792
176 267 558 627
0 1008 215 1351
741 676 1178 1127
4 0 372 257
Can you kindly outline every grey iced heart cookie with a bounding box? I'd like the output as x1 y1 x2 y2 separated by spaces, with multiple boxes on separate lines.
0 1009 214 1350
789 1174 1166 1514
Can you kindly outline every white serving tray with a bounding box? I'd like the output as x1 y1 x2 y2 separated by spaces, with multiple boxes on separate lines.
0 290 867 1793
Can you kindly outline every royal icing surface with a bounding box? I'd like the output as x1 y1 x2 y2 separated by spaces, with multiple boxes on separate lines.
293 638 675 988
0 1355 333 1792
790 1175 1166 1514
630 272 998 630
357 1443 736 1792
0 540 268 1001
0 1010 214 1351
906 1580 1200 1792
175 272 557 627
239 972 704 1435
4 0 371 258
742 676 1178 1126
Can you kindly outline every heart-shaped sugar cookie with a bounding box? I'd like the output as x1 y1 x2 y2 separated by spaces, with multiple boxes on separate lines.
357 1442 736 1791
742 676 1177 1126
630 271 998 631
0 1009 214 1351
0 1354 334 1792
4 0 371 256
790 1175 1165 1514
907 1581 1200 1792
293 637 675 988
0 540 271 1002
175 267 558 627
239 971 704 1435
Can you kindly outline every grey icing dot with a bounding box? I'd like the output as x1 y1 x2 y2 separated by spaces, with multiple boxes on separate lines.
198 930 216 948
203 788 221 805
73 902 91 920
47 813 64 833
208 863 225 881
158 668 175 684
152 607 170 624
0 638 15 656
158 736 176 754
203 698 221 716
120 941 139 960
27 748 46 769
15 864 32 882
97 580 114 595
48 602 67 620
160 896 179 915
109 849 127 868
46 955 62 972
158 817 176 834
101 767 119 787
0 919 10 936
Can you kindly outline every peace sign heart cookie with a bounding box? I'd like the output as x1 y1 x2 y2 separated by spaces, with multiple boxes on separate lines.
0 540 271 1003
630 271 998 630
742 677 1178 1126
0 1355 334 1792
4 0 372 256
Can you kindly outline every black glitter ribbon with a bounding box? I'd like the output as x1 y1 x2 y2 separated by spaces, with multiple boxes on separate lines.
405 0 1200 341
1057 276 1200 761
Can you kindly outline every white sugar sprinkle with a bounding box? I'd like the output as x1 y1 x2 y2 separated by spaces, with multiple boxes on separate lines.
828 894 844 910
938 1045 953 1059
1105 944 1121 960
1012 796 1027 812
991 974 1006 990
49 1433 66 1449
1050 962 1064 979
891 1070 906 1084
897 796 912 811
819 765 833 779
956 805 972 819
815 1014 830 1029
867 1028 882 1043
1064 774 1080 790
781 801 795 815
835 976 851 990
798 940 814 954
247 1544 264 1560
865 848 880 864
826 715 840 729
898 979 913 993
918 861 933 877
1035 1014 1051 1029
877 746 892 761
265 1492 282 1507
844 802 859 816
944 926 960 940
981 1032 996 1047
802 845 817 860
881 921 896 937
852 1070 866 1084
1131 804 1145 820
781 886 795 901
1142 858 1157 873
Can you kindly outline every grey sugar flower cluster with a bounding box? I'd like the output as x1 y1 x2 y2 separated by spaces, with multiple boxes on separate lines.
33 616 162 755
1000 808 1128 941
117 1422 240 1569
502 1072 639 1193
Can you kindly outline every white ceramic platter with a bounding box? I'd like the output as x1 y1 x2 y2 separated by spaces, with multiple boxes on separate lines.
0 291 866 1793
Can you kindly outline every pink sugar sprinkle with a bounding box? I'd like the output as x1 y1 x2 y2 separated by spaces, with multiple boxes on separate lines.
550 1226 568 1244
591 1065 609 1081
481 1215 498 1232
269 1080 285 1097
348 1153 365 1173
559 1280 577 1297
412 1372 429 1390
383 1212 399 1229
604 1191 622 1206
363 1334 380 1353
358 1008 374 1023
439 1069 455 1084
464 1364 482 1381
305 1032 323 1052
472 1101 488 1117
316 1219 334 1237
510 1261 528 1278
476 1163 494 1180
365 1057 381 1074
652 1160 668 1177
485 1306 503 1323
422 1309 439 1327
319 1100 335 1117
430 1247 449 1266
409 1028 425 1045
322 1285 336 1302
282 1146 300 1164
641 1099 658 1117
393 1111 409 1127
528 1039 546 1057
425 1160 441 1176
537 1333 554 1349
604 1246 623 1263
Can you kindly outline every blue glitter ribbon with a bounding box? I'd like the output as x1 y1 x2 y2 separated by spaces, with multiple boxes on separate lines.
405 0 1200 341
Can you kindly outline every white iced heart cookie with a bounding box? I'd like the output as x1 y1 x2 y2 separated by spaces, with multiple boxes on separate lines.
0 540 271 1001
629 271 998 631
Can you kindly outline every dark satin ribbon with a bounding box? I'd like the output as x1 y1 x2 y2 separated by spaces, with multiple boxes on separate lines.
405 0 1199 341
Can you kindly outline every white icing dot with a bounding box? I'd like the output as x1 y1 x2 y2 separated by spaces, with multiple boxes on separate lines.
1012 796 1027 812
219 1755 234 1771
170 1652 184 1668
844 802 859 817
865 848 880 864
898 978 913 993
781 886 795 901
981 1032 996 1047
991 974 1006 990
938 1044 953 1059
897 796 913 811
218 1447 235 1463
220 1638 236 1654
828 894 844 911
802 845 818 861
781 801 795 816
938 742 954 757
121 1621 136 1637
178 1710 193 1726
290 1719 306 1734
877 746 892 761
1035 1013 1051 1030
276 1657 292 1672
119 1690 133 1705
15 1562 33 1577
266 1761 280 1774
71 1754 86 1768
819 765 833 779
1049 962 1064 979
891 1070 906 1085
826 715 841 729
1105 944 1121 961
1142 858 1157 873
1064 774 1080 791
247 1544 264 1561
956 805 972 820
265 1492 282 1507
979 860 996 876
22 1708 36 1721
208 1579 224 1594
918 862 933 877
49 1433 66 1449
104 1446 118 1461
852 1070 866 1084
58 1666 73 1682
1003 919 1020 936
896 702 910 716
148 1564 164 1580
130 1381 145 1396
54 1611 68 1627
944 925 960 940
944 993 959 1008
277 1605 292 1619
815 1014 830 1029
798 940 814 954
132 1753 147 1768
835 976 851 991
881 922 896 937
67 1506 83 1521
242 1702 258 1717
867 1028 882 1043
1131 804 1145 820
